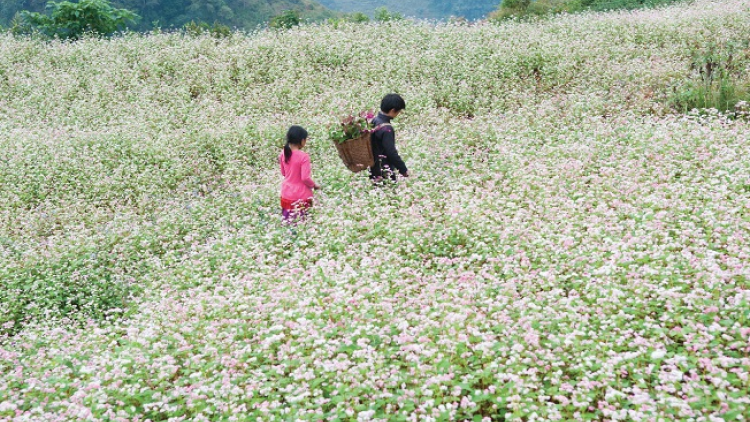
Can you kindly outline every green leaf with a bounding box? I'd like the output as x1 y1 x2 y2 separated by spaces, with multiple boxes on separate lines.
719 319 734 327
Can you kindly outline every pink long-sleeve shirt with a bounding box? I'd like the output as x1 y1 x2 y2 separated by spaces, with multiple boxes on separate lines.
279 149 316 202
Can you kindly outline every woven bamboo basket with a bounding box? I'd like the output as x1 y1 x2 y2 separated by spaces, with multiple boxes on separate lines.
333 133 374 173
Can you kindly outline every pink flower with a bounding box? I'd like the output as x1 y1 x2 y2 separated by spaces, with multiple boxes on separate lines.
703 306 719 313
719 402 730 414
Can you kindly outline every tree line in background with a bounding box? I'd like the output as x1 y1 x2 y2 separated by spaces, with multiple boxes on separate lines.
0 0 341 32
3 0 412 39
1 0 694 34
2 0 417 38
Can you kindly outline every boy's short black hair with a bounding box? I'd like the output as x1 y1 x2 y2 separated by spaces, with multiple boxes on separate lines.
380 93 406 113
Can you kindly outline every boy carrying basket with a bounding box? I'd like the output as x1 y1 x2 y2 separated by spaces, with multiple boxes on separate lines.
369 93 409 181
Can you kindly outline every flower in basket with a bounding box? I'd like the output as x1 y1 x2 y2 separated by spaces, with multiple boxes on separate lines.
329 110 375 144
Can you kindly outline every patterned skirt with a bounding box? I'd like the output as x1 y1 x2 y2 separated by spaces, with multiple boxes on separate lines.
280 197 313 222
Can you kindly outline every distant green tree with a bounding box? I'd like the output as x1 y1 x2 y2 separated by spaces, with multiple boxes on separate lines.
374 6 403 22
187 0 234 23
1 0 47 27
269 9 300 29
326 11 368 28
182 19 231 37
347 11 369 23
17 0 139 39
502 0 532 10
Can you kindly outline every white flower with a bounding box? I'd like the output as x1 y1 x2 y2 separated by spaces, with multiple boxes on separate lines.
651 350 666 360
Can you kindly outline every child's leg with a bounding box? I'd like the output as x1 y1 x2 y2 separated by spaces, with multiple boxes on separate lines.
281 197 294 222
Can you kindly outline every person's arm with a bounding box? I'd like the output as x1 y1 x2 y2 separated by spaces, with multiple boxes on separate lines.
280 154 286 177
380 128 408 176
300 154 320 189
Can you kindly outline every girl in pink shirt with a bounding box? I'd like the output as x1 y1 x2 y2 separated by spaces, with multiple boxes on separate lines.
279 125 320 221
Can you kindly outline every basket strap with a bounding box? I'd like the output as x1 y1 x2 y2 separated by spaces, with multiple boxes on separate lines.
372 123 392 132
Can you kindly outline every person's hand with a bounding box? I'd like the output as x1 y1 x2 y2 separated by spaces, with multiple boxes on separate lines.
314 184 322 190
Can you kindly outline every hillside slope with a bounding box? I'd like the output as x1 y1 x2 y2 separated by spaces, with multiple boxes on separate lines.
316 0 499 19
115 0 338 30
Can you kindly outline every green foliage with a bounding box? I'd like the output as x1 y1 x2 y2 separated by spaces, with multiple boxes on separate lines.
670 41 750 114
328 111 373 144
347 11 370 23
2 0 338 32
0 243 142 337
583 0 681 11
490 0 683 19
374 6 404 22
16 0 138 39
1 0 44 28
268 9 301 29
671 75 749 114
502 0 532 10
490 0 578 19
326 12 369 28
182 20 232 38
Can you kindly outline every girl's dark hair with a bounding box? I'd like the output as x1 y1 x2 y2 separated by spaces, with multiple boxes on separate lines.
284 125 308 163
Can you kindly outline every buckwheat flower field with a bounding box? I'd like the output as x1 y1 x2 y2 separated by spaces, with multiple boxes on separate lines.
1 0 750 420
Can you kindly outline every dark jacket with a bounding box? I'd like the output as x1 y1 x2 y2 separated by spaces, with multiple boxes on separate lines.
369 112 408 179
